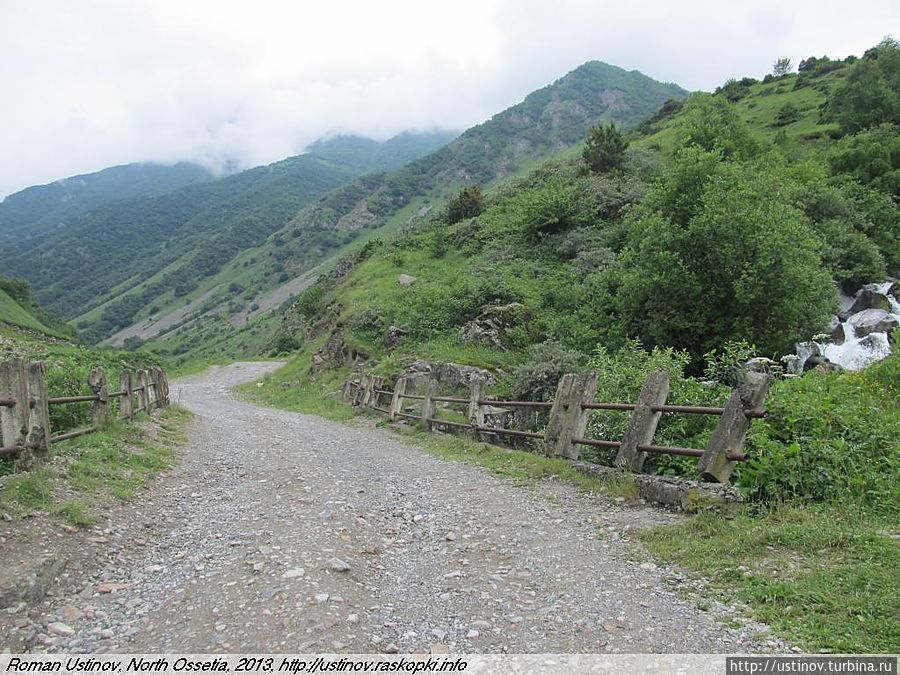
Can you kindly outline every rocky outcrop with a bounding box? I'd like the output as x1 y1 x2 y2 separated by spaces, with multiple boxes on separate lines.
400 360 496 388
459 303 526 350
397 274 417 287
311 328 368 373
383 325 407 352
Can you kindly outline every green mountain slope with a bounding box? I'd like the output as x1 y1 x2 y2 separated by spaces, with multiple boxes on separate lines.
0 288 51 334
248 44 896 380
0 276 73 338
306 131 459 173
0 162 214 241
1 132 455 344
143 61 688 355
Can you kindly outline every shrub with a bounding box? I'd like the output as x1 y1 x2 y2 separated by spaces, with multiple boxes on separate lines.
446 185 485 224
584 341 729 471
775 102 801 126
512 339 586 402
740 349 899 513
582 122 628 173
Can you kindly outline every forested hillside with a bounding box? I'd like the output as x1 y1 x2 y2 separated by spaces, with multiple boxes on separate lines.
266 41 898 375
0 132 456 344
138 61 687 357
0 162 213 241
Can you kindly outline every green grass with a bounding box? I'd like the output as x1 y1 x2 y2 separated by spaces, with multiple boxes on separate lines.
0 288 53 333
641 504 899 654
0 406 191 526
235 348 357 422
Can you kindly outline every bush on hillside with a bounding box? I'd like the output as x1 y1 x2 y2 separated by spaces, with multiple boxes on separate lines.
446 185 485 224
511 339 586 402
613 157 836 364
582 122 628 174
826 37 900 133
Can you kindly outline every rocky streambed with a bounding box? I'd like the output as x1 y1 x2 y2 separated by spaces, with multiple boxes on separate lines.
792 280 900 372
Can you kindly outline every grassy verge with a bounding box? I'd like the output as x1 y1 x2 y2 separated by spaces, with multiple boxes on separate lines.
235 349 357 422
0 406 191 526
640 504 899 654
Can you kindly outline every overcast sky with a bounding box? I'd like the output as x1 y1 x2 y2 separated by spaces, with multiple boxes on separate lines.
1 0 897 198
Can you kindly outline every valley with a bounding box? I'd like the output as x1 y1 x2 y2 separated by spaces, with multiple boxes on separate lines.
1 34 898 659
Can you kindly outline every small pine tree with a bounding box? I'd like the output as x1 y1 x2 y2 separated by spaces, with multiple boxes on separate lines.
446 185 485 224
582 122 628 173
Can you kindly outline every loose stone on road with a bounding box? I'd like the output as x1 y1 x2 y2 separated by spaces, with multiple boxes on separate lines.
1 362 789 654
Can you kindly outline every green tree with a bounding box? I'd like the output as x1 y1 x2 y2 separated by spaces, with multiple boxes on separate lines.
772 57 793 77
613 159 835 364
679 95 762 160
829 123 900 198
827 37 900 133
446 185 485 224
582 122 628 173
774 102 801 126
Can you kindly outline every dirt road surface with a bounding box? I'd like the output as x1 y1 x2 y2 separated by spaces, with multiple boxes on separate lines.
0 362 789 654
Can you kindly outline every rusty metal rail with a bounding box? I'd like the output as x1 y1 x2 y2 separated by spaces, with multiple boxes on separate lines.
581 401 765 418
571 437 748 462
396 411 423 421
372 405 391 414
571 437 621 449
48 394 101 405
0 397 16 407
0 444 23 457
50 426 97 443
431 395 469 404
480 399 553 409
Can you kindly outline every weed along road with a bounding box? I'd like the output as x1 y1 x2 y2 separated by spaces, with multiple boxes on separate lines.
8 362 790 654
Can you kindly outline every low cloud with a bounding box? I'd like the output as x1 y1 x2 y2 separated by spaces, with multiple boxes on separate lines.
1 0 896 197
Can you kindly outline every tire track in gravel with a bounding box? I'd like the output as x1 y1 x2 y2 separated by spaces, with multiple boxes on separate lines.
5 362 790 654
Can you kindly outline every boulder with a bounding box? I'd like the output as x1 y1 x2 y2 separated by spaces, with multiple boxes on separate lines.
312 328 367 373
849 289 892 314
459 303 525 350
383 325 407 352
824 316 845 345
400 360 496 388
803 355 839 373
848 309 899 338
398 274 418 287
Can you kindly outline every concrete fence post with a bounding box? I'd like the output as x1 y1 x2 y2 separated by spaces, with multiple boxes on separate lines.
26 362 52 455
89 367 109 428
370 376 385 409
698 370 771 483
357 374 372 408
389 377 409 421
616 370 670 472
0 358 30 461
120 370 134 421
468 377 487 440
544 372 598 459
421 377 439 431
158 368 170 407
137 369 150 413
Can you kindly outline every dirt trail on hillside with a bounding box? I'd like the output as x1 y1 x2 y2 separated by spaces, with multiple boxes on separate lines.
0 362 790 654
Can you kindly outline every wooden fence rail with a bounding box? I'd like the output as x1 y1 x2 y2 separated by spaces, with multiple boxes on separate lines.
0 358 170 466
342 367 771 485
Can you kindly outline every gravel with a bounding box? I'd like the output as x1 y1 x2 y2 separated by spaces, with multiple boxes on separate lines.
0 362 792 654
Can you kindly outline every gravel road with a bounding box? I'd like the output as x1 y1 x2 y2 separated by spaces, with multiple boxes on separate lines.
2 362 790 654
